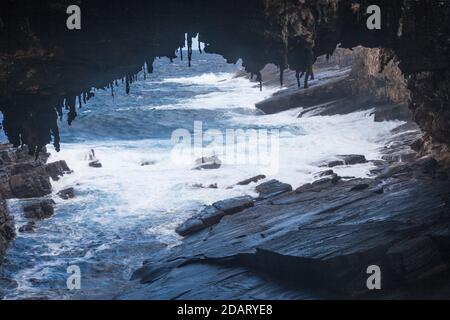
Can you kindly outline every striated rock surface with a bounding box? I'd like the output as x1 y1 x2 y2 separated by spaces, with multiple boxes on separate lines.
327 155 367 167
121 41 450 298
257 46 413 122
176 196 255 236
256 179 293 199
127 154 450 299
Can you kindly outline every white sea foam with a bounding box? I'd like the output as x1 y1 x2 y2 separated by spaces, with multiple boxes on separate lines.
148 72 278 110
1 65 404 299
48 71 402 239
50 69 403 230
161 72 233 85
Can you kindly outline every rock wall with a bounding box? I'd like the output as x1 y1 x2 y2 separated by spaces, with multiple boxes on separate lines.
350 47 410 106
0 143 72 263
0 199 14 264
349 46 450 163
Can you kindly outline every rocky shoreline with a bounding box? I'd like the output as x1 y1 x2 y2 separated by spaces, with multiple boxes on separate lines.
0 145 72 265
116 50 450 299
2 49 450 299
122 121 450 299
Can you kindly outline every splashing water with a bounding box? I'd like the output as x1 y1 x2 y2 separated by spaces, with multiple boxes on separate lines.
0 52 402 299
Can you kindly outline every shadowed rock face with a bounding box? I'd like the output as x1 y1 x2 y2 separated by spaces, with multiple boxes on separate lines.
0 0 449 154
0 199 15 264
0 143 72 263
126 158 450 299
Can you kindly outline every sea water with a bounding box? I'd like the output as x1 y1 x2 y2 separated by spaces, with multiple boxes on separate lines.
0 51 402 299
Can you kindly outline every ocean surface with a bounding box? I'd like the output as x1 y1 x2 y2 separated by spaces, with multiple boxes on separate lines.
0 50 402 299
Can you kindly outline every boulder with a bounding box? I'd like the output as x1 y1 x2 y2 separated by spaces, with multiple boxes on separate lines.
0 145 71 200
175 206 227 237
9 163 37 175
9 172 52 199
212 196 254 215
327 155 367 167
19 221 36 233
236 175 266 186
192 183 218 189
89 160 103 168
382 152 417 163
387 237 448 285
314 170 334 178
339 154 367 165
175 198 251 237
376 163 412 179
199 206 226 226
57 187 75 200
327 160 345 167
193 155 222 170
255 180 292 199
296 174 341 193
23 199 55 220
141 160 156 166
45 160 72 181
176 218 205 237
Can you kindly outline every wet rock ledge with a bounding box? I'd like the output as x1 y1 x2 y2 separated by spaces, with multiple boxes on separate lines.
125 153 450 299
0 144 72 263
0 200 14 264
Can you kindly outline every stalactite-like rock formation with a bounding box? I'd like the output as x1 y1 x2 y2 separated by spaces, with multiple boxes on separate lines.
0 0 449 156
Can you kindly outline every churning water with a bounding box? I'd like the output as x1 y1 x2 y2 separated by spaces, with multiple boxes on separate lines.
0 51 401 299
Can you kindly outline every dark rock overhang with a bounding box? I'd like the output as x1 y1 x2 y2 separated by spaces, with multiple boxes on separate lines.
0 0 449 155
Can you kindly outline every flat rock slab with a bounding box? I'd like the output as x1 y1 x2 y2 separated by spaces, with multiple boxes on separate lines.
327 155 367 167
212 196 254 215
176 197 254 237
120 263 317 300
176 206 226 237
256 180 292 199
314 170 335 178
130 159 450 299
18 221 36 233
176 218 205 237
236 175 266 186
199 206 225 226
89 160 102 168
45 160 72 181
193 156 222 170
